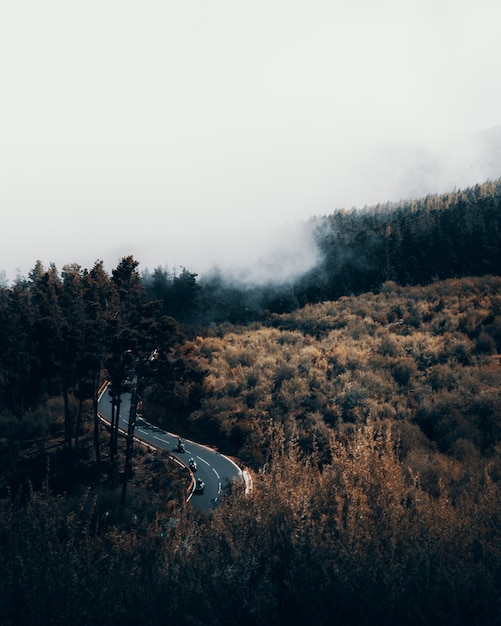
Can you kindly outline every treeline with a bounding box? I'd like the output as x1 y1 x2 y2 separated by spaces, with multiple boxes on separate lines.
2 177 501 335
301 177 501 302
141 178 501 324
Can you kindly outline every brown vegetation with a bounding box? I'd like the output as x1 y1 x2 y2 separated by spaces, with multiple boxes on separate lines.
1 421 499 625
164 276 501 483
1 275 501 625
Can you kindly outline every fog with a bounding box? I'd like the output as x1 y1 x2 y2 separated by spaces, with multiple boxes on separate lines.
1 1 500 285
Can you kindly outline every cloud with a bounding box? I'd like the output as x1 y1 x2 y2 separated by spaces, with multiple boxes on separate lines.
1 2 501 284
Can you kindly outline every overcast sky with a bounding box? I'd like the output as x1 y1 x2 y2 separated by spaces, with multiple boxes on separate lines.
1 0 501 284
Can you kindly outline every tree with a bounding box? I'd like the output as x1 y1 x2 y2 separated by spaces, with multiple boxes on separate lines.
82 260 117 464
111 255 145 324
30 264 89 454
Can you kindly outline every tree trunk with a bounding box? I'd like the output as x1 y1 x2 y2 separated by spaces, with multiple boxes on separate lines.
92 371 101 466
63 387 72 457
74 390 83 450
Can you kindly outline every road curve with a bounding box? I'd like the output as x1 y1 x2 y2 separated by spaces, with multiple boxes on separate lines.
97 385 247 511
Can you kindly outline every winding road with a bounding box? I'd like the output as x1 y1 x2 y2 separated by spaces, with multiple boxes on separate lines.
97 386 247 511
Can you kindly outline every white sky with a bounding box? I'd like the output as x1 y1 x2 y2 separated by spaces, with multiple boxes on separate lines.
1 0 501 284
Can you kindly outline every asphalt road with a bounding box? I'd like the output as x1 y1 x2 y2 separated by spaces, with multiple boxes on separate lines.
98 387 245 511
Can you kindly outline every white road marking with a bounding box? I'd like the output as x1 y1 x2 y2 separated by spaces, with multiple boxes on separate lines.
153 435 169 444
98 383 246 506
211 468 222 494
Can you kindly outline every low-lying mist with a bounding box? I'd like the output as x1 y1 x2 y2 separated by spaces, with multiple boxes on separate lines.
137 125 501 289
199 219 322 287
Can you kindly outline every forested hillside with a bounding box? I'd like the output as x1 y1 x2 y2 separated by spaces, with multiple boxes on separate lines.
0 179 501 625
147 276 501 476
142 177 501 322
302 178 501 301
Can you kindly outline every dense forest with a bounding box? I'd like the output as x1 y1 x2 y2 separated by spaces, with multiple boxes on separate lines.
1 179 501 625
